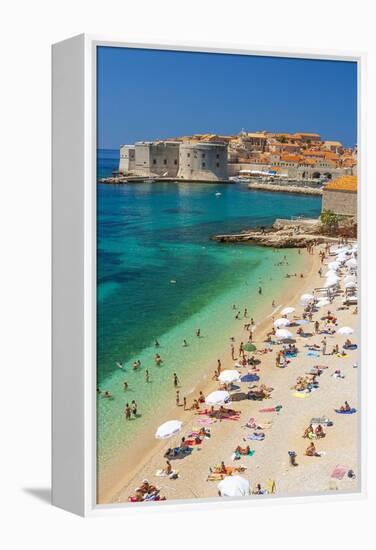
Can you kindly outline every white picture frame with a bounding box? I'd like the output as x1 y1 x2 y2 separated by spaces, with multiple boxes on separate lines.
52 34 366 517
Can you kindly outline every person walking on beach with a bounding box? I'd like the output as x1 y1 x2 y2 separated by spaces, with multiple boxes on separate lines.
124 403 131 420
321 337 327 355
231 344 235 361
217 359 222 373
131 400 138 417
314 320 320 334
145 369 150 383
239 341 244 357
244 308 248 318
183 396 187 410
173 372 180 387
176 390 180 406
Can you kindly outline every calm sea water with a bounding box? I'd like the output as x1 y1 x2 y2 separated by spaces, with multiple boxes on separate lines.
96 149 322 475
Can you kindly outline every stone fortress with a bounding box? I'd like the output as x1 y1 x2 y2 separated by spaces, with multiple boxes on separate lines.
118 130 357 183
120 140 228 182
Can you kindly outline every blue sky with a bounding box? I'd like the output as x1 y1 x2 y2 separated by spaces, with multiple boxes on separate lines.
97 47 357 149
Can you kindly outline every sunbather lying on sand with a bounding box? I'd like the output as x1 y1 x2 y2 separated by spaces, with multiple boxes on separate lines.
207 462 247 480
340 401 352 412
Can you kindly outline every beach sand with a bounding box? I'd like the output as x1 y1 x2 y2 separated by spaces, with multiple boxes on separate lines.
103 244 359 504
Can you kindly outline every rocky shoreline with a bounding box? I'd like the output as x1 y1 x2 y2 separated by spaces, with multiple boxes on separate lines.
212 220 339 248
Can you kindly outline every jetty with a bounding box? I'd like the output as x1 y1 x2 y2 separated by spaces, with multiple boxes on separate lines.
248 181 323 195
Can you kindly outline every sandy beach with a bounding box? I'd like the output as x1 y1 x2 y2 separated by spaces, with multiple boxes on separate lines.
104 242 359 504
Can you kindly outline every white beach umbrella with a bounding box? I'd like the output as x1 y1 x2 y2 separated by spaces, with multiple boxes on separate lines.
300 293 314 304
218 370 240 384
218 475 250 497
316 298 330 308
324 279 338 288
274 317 290 328
346 258 357 269
275 328 293 340
337 326 354 336
345 275 356 284
328 261 340 271
333 247 349 255
281 307 295 315
155 420 182 440
345 281 357 289
205 390 231 406
325 271 340 280
336 255 347 264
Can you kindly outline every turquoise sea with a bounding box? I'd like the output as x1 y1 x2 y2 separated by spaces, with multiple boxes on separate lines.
96 149 321 486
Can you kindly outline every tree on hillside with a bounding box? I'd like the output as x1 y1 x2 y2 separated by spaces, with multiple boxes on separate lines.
320 209 340 235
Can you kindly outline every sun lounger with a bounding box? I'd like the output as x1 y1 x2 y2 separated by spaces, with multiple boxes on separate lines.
335 408 357 414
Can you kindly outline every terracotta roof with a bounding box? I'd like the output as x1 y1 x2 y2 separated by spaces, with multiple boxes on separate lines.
324 151 339 160
280 154 301 162
302 150 325 157
299 158 317 166
324 175 357 192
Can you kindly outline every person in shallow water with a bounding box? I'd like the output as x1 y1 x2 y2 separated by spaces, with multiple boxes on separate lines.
131 400 138 417
173 372 180 387
155 354 162 365
124 403 131 420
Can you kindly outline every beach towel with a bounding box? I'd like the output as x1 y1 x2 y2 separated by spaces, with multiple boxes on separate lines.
232 450 255 461
331 465 347 480
259 405 282 413
307 351 320 357
184 438 202 447
155 469 178 478
248 433 265 441
335 408 357 414
336 353 349 358
196 418 215 425
241 374 260 382
343 344 357 350
292 391 309 399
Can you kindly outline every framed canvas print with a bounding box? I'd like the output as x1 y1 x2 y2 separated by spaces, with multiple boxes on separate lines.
52 35 365 516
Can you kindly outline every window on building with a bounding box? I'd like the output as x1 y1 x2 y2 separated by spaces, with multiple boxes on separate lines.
216 162 220 168
174 159 177 165
152 159 156 164
216 154 220 159
187 153 190 158
163 159 167 165
202 162 206 168
202 153 206 158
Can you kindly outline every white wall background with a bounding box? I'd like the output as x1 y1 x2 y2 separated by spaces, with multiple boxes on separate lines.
1 0 375 547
